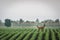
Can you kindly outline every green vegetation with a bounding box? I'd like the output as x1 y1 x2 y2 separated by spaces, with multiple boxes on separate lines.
0 27 60 40
5 19 11 27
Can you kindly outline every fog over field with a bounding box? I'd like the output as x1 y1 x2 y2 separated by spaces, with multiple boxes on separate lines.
0 0 60 22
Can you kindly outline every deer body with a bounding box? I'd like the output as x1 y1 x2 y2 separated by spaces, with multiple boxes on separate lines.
37 24 45 31
37 26 45 30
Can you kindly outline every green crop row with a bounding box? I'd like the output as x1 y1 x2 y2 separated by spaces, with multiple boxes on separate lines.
9 32 21 40
0 28 60 40
30 30 38 40
0 32 9 39
16 29 32 40
23 30 35 40
51 29 56 40
45 29 49 40
1 32 15 40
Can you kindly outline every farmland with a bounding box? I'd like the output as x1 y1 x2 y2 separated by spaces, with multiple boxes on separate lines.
0 27 60 40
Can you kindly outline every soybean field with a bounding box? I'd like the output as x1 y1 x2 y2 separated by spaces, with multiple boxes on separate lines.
0 27 60 40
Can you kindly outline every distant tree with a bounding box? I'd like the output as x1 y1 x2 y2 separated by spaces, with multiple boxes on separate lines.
0 20 3 26
36 18 39 25
11 21 19 26
55 19 59 23
36 18 39 23
19 19 24 24
26 20 30 23
31 21 35 23
5 19 11 27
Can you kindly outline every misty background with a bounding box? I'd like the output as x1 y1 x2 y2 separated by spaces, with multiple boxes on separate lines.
0 0 60 22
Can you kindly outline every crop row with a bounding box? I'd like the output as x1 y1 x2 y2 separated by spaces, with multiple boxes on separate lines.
0 28 60 40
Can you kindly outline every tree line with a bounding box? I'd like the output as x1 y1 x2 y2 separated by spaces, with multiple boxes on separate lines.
0 19 60 27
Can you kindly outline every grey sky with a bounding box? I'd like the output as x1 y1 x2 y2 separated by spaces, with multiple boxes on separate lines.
0 0 60 22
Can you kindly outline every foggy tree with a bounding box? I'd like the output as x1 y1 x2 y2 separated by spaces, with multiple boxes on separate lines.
26 20 30 23
0 20 3 26
19 19 24 24
36 18 39 26
36 18 39 23
55 19 59 23
5 19 11 27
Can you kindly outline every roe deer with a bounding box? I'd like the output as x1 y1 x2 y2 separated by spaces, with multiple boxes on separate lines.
37 24 45 31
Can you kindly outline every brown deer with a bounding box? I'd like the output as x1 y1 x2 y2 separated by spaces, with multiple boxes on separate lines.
37 24 45 31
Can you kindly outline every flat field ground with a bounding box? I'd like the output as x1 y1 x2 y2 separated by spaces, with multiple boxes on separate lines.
0 27 60 40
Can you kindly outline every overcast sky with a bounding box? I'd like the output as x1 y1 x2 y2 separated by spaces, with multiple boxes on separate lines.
0 0 60 22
